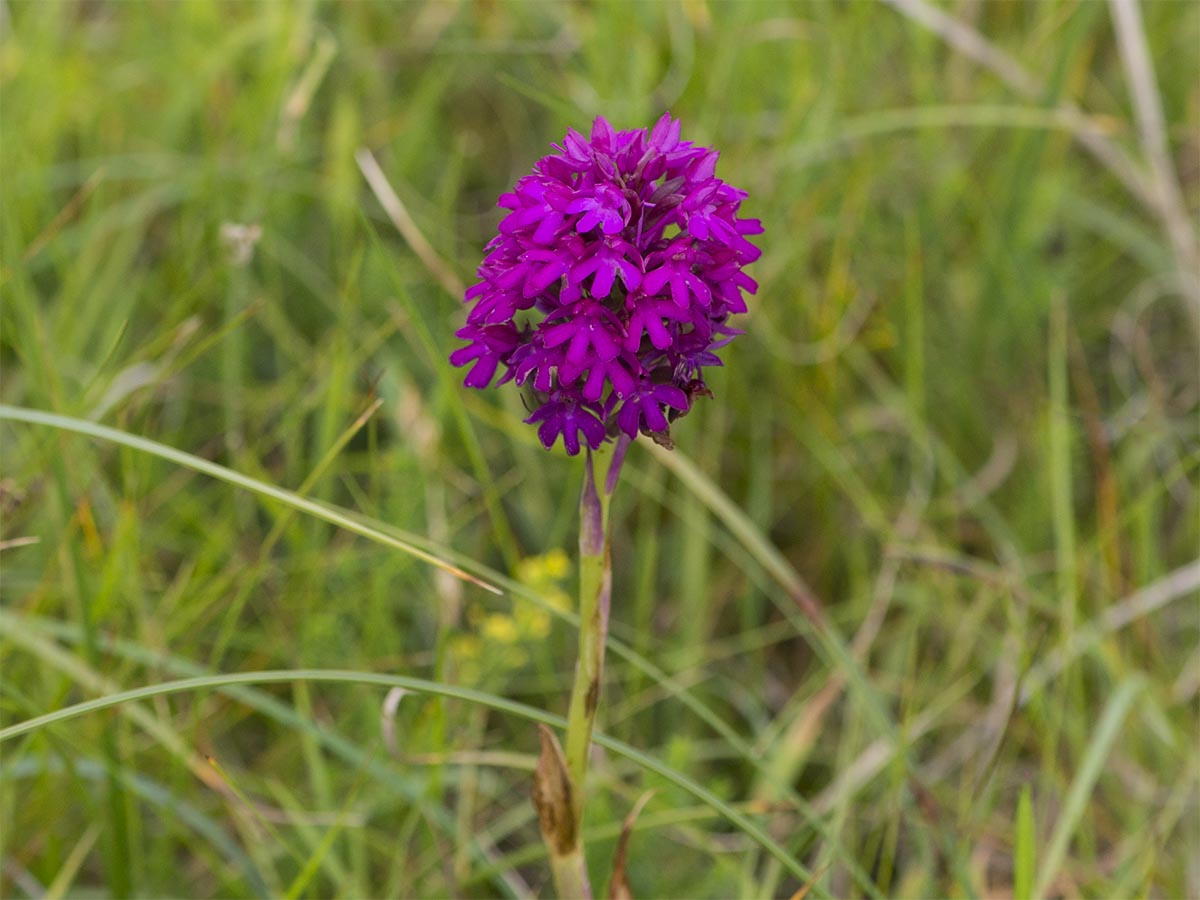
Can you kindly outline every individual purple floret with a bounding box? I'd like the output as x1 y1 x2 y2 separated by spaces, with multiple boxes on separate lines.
451 113 762 455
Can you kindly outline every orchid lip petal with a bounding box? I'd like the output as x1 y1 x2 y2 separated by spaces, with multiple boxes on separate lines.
590 263 616 299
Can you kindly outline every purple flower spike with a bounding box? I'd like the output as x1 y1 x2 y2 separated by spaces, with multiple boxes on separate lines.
452 113 761 453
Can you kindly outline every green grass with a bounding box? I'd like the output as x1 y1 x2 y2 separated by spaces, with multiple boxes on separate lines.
2 1 1197 898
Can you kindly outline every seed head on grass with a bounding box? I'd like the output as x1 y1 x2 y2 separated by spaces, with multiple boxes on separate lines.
451 113 762 454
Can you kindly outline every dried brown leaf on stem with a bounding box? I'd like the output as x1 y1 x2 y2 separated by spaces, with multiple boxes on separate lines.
607 791 655 900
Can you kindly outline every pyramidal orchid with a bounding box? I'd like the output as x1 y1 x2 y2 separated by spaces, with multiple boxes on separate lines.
451 114 760 899
451 113 761 454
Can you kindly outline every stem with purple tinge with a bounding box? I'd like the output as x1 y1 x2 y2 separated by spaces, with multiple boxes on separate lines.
554 437 628 897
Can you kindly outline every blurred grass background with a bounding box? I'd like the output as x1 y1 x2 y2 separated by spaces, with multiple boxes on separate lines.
1 0 1198 897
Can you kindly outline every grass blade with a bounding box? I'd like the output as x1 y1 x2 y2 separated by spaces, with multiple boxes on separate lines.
0 403 500 595
0 668 820 891
1031 677 1145 900
1013 785 1035 900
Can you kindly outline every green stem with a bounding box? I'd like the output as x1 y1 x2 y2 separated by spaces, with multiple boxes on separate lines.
551 442 621 899
549 846 592 900
564 447 614 796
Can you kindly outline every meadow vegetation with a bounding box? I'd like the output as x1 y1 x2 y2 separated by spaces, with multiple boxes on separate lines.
1 1 1197 897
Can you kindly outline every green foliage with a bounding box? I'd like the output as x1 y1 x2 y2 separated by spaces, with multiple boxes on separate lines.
1014 784 1035 900
2 1 1197 897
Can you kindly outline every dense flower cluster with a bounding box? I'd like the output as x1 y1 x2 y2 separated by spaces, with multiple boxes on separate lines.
451 114 762 455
